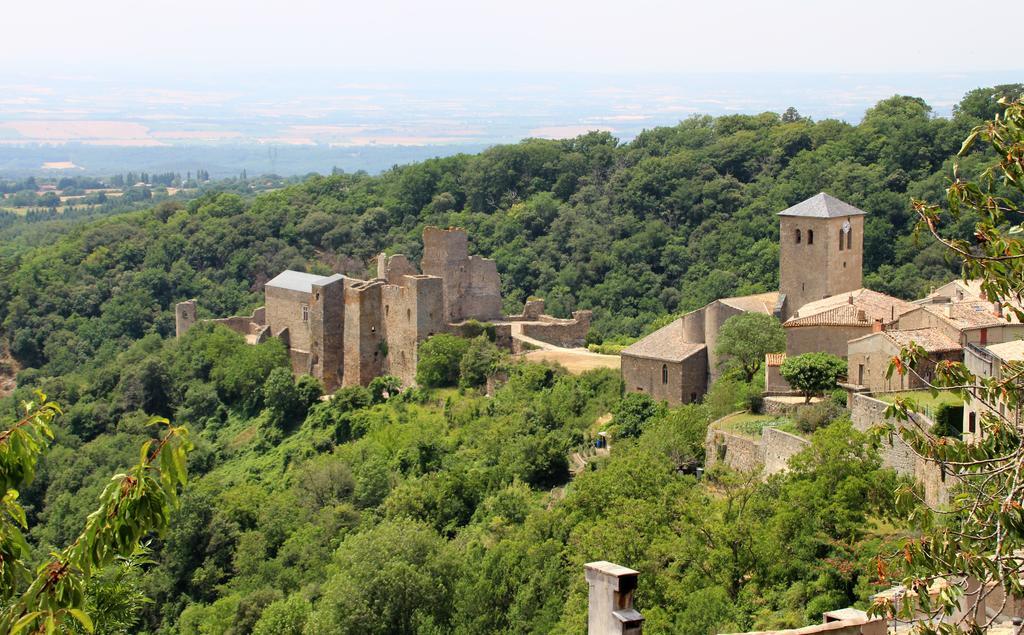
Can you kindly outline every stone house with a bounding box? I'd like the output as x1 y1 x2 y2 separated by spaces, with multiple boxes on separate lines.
962 339 1024 443
783 288 917 358
846 327 961 393
896 300 1024 348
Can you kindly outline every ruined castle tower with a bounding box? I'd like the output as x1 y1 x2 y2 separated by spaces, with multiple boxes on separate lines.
778 193 865 319
175 299 197 337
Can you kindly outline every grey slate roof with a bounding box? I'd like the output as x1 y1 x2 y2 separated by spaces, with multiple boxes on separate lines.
777 192 867 218
621 318 707 363
265 270 330 293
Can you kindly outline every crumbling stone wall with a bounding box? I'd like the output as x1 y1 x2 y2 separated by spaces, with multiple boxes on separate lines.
175 300 197 337
310 275 347 392
519 310 593 348
421 226 502 322
382 275 445 386
343 280 384 387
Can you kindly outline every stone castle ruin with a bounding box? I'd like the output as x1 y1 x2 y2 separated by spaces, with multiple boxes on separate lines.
176 226 590 391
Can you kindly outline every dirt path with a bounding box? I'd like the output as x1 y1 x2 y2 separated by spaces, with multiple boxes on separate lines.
510 322 620 374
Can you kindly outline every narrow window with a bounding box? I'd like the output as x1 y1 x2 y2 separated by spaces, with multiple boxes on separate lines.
807 229 814 245
662 364 668 384
847 227 852 250
969 412 977 434
839 228 844 251
407 308 412 322
795 229 801 244
301 304 309 322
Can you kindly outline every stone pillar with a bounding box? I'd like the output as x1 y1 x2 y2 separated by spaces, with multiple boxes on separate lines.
585 561 644 635
175 299 197 338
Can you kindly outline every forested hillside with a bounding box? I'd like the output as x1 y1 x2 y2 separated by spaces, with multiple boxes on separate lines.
0 86 1019 634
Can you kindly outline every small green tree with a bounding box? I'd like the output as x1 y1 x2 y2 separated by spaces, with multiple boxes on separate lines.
613 392 665 438
715 312 786 382
416 334 470 388
459 336 503 388
368 375 402 404
263 367 302 430
779 353 846 403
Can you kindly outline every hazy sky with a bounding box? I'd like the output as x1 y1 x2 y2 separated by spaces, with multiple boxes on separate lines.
4 0 1021 76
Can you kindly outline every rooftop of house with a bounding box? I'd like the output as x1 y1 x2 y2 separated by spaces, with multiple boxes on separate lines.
621 319 707 362
266 270 343 293
777 192 868 218
719 291 781 314
882 327 962 353
922 300 1018 330
785 288 916 328
985 339 1024 362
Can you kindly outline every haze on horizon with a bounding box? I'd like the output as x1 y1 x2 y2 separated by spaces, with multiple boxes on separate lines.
1 0 1021 176
3 0 1019 75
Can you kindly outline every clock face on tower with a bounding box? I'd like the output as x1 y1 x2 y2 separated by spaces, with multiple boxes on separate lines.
842 220 851 234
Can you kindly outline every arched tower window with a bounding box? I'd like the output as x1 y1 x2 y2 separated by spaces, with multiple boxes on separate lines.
795 229 801 244
839 227 844 251
661 364 668 384
807 229 814 245
847 226 852 250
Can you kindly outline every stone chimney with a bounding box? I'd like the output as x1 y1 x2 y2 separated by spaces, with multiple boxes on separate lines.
994 301 1003 318
944 304 953 319
872 318 883 333
847 295 854 305
585 562 643 634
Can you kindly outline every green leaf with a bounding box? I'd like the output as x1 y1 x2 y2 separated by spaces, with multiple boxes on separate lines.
68 608 94 633
9 612 42 635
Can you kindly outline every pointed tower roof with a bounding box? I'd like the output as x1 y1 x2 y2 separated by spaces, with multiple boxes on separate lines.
777 192 867 218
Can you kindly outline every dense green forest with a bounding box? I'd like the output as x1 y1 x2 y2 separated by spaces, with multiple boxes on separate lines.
0 86 1019 633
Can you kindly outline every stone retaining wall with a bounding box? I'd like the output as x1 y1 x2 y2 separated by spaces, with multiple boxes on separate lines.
762 427 811 475
704 415 812 476
850 393 949 507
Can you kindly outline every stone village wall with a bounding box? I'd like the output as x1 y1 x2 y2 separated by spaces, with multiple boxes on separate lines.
704 418 811 476
849 393 949 508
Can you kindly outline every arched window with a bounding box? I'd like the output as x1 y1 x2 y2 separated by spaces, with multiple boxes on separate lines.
839 227 844 251
807 229 814 245
661 364 668 384
795 229 801 244
847 227 852 250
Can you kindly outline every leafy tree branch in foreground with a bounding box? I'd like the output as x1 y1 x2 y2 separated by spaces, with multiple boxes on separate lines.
876 97 1024 633
0 392 191 634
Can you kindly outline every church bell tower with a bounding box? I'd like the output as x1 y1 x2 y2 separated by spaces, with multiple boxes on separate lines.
778 192 866 319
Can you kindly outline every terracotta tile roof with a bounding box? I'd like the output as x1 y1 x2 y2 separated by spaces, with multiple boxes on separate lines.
785 288 916 328
883 328 961 353
985 339 1024 362
777 192 867 218
765 353 786 366
621 319 707 362
718 291 781 314
923 301 1016 329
